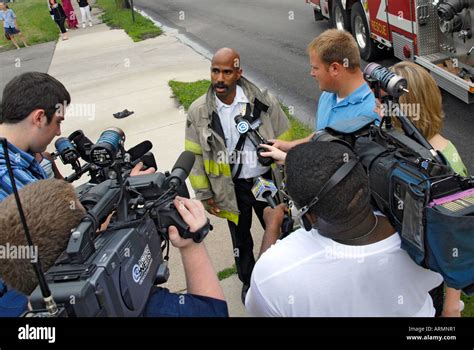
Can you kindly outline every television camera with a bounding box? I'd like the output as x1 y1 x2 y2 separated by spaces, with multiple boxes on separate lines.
1 125 211 317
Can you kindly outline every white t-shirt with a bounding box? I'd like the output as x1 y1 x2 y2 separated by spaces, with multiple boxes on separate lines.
245 226 443 317
215 86 270 179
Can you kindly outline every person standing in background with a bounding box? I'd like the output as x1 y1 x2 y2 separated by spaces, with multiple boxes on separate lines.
48 0 68 40
61 0 79 29
77 0 93 28
0 2 29 50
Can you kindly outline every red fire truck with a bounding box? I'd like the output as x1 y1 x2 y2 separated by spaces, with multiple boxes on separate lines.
306 0 474 104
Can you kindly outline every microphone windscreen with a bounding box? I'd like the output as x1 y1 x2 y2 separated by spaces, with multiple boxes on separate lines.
172 151 195 175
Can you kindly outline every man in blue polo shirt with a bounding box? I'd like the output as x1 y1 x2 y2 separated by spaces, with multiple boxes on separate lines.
271 29 379 151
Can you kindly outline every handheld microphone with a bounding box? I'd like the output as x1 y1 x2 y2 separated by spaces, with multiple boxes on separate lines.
168 151 195 189
252 177 277 208
234 115 274 167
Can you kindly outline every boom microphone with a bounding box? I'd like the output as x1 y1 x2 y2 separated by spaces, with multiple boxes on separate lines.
252 177 277 208
168 151 195 189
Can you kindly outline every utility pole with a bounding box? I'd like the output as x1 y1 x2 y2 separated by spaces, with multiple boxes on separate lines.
130 0 135 22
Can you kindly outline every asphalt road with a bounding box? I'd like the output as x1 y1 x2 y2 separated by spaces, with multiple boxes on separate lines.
135 0 473 172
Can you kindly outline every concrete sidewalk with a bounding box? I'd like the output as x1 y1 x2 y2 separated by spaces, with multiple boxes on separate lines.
46 19 264 316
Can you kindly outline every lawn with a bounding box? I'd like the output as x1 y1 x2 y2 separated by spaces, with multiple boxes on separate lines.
0 0 59 51
96 0 161 42
0 0 162 51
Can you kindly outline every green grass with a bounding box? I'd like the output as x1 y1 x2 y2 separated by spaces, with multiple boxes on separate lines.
96 0 161 41
0 0 60 51
281 105 313 140
169 80 210 111
217 265 237 281
168 79 313 141
461 294 473 317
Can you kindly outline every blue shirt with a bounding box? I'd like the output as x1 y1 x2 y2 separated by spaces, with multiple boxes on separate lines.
315 83 380 132
0 141 47 202
143 287 229 317
0 280 29 317
0 9 16 28
0 286 229 317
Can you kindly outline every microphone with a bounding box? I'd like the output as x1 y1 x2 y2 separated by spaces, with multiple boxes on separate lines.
252 177 277 208
168 151 195 189
234 115 273 167
126 140 153 162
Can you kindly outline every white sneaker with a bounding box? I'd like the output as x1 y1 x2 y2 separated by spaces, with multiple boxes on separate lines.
82 23 86 28
89 22 93 27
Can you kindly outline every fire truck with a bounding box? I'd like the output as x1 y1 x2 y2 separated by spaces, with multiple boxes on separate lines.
306 0 474 104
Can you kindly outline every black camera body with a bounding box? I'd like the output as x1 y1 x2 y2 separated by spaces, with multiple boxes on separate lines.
30 217 163 317
29 167 195 316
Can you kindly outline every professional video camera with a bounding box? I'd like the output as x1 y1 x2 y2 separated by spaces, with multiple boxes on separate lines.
316 63 474 293
1 126 211 317
53 127 156 184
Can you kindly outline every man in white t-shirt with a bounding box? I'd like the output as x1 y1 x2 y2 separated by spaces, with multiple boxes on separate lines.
245 141 443 317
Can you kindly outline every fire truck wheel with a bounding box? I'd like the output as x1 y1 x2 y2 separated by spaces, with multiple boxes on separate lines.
350 2 383 61
330 0 351 32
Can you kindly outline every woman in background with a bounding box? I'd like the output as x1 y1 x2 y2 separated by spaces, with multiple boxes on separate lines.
389 61 468 177
0 2 29 50
77 0 93 28
62 0 79 29
48 0 68 40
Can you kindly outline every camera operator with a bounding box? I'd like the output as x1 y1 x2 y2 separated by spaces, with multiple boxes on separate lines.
245 142 443 317
374 61 468 317
0 72 69 200
0 72 154 201
271 29 380 152
0 72 155 313
185 47 291 304
0 179 228 317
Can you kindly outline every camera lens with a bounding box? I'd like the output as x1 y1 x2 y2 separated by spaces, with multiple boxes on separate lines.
90 127 125 167
55 137 80 165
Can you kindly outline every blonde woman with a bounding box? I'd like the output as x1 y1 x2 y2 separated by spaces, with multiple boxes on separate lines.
388 61 468 177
